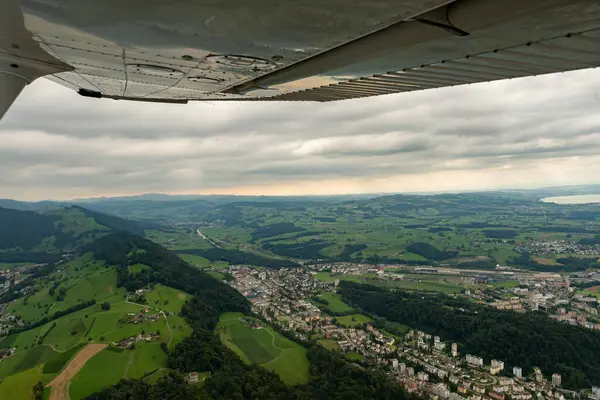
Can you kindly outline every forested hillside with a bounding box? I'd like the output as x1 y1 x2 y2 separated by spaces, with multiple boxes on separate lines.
339 282 600 389
0 206 146 259
86 232 249 311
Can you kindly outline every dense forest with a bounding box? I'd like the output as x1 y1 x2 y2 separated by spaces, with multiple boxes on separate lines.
250 222 305 240
483 229 518 239
86 373 198 400
406 242 457 261
262 239 329 260
0 207 61 250
0 205 147 254
74 206 146 236
580 235 600 245
85 232 251 301
339 282 600 389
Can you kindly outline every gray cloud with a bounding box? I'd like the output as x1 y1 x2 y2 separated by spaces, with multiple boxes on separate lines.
2 68 600 200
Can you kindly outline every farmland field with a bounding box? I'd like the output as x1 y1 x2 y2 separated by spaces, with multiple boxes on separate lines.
144 284 189 313
216 312 309 385
0 365 43 400
317 339 340 351
576 288 600 299
177 253 229 269
315 271 463 293
336 314 372 327
0 345 59 380
345 352 366 362
68 347 130 400
42 344 86 374
125 342 168 379
316 292 355 313
128 263 150 274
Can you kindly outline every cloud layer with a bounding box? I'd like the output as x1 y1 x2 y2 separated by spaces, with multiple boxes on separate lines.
2 68 600 201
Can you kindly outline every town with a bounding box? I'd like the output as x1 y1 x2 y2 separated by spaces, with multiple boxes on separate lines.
219 262 600 400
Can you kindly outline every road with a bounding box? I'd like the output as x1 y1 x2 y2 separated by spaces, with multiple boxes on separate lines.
161 311 173 347
196 228 221 248
124 351 134 379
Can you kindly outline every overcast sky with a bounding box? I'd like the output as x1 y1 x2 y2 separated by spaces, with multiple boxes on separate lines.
2 68 600 201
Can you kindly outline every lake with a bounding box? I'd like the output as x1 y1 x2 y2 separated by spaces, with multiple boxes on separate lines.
541 194 600 204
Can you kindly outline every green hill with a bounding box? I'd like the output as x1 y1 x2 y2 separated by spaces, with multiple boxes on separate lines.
0 213 247 398
0 206 146 263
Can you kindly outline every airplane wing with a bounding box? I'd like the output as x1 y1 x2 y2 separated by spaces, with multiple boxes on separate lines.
2 0 600 114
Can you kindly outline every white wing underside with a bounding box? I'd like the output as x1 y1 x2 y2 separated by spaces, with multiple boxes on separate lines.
9 0 600 103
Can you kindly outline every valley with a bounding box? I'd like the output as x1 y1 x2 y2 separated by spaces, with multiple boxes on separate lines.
0 188 599 399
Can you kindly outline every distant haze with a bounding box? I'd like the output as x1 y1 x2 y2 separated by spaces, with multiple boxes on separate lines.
541 194 600 204
3 68 600 201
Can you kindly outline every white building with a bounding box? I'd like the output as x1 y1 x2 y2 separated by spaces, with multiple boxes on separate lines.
400 363 407 374
408 367 415 377
451 343 458 357
513 367 522 378
552 374 561 387
418 371 430 382
492 360 505 370
592 387 600 399
467 354 484 367
433 383 451 399
435 336 441 343
187 372 199 384
392 359 399 369
435 341 447 351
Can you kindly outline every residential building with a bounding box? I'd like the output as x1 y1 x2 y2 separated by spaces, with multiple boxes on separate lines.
408 367 415 377
400 363 407 374
473 385 486 394
489 392 505 400
435 336 441 344
513 367 523 379
187 372 199 384
535 372 543 383
435 341 447 351
592 387 600 399
433 383 451 399
467 354 484 367
552 374 561 387
417 371 429 382
452 343 458 357
392 359 399 369
492 360 505 371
